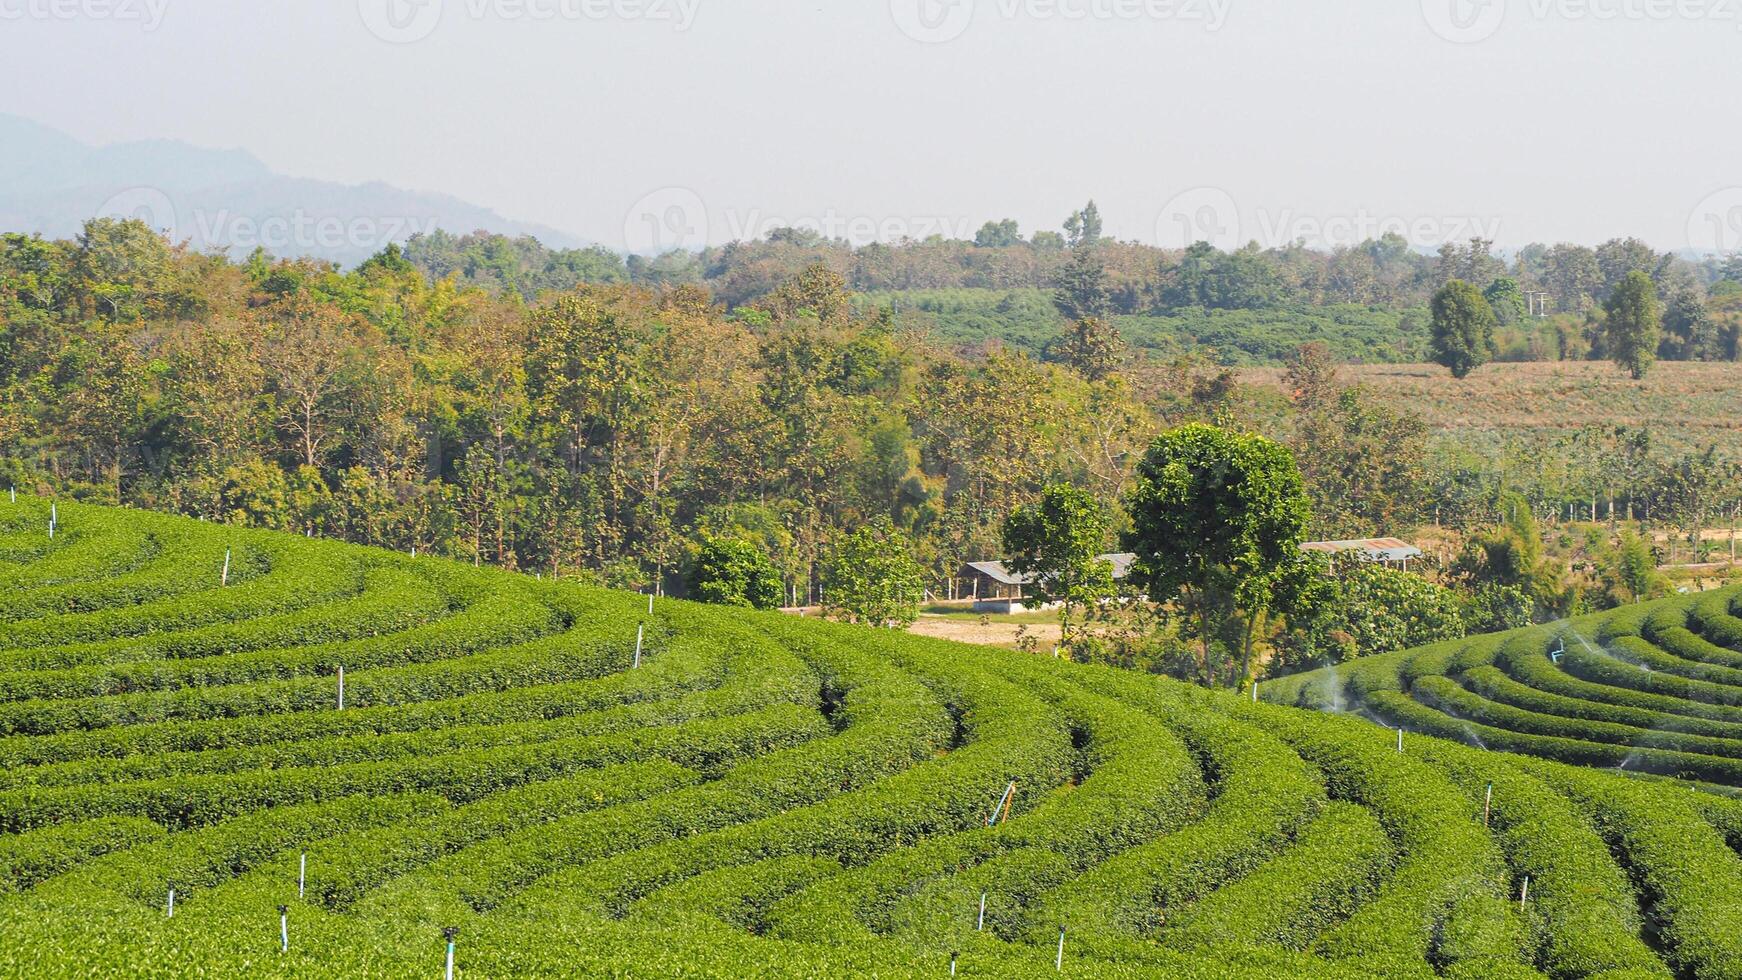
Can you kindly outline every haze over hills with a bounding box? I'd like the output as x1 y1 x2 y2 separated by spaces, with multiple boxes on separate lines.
0 114 586 266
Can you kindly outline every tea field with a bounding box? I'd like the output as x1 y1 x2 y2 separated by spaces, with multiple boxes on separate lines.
1268 585 1742 787
4 499 1742 978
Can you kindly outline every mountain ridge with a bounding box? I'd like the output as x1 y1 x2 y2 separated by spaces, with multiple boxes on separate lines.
0 114 587 266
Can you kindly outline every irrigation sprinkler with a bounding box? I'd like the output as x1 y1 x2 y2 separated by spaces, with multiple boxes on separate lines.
337 667 345 711
950 951 959 977
633 624 644 669
1550 638 1566 665
1251 683 1258 703
977 891 986 931
221 549 231 587
1519 876 1530 910
1484 783 1493 828
1056 925 1066 971
278 905 289 953
443 927 459 980
649 591 655 615
1397 728 1404 753
298 851 306 898
166 886 175 918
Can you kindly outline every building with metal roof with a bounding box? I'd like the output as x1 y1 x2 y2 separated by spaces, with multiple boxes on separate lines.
1300 538 1423 567
956 553 1136 613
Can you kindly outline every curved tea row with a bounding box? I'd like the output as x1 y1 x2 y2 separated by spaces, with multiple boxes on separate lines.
1 499 1740 978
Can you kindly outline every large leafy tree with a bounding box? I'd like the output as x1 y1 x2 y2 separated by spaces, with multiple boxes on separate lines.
1429 279 1498 379
263 295 362 469
689 536 783 610
1605 270 1662 380
1121 423 1313 688
1001 483 1115 646
973 219 1023 249
823 517 926 628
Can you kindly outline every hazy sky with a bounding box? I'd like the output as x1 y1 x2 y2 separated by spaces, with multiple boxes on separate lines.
3 0 1739 252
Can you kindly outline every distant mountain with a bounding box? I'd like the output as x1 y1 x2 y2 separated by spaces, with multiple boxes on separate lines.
0 114 587 267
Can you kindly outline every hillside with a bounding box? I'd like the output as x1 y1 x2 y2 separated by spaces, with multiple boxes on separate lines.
1265 586 1742 784
7 501 1742 977
0 115 583 266
1241 360 1742 458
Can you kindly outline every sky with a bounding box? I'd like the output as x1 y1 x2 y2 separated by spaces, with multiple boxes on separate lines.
2 0 1739 253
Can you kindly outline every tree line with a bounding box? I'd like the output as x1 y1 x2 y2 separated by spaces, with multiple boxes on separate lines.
1 216 1738 685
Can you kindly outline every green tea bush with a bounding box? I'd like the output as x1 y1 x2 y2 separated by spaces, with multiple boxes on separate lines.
0 498 1735 978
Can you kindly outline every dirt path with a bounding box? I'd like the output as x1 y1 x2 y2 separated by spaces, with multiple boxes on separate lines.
907 616 1062 649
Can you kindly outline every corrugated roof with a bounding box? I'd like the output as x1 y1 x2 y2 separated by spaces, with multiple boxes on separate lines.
962 553 1136 585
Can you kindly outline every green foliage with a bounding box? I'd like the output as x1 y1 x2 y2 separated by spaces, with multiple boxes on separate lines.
1001 483 1115 644
1613 531 1666 602
1298 560 1467 667
1606 270 1662 380
1123 423 1312 687
1285 351 1429 538
822 518 925 628
972 219 1023 249
689 537 783 610
6 390 1742 979
1482 277 1527 327
1430 279 1499 379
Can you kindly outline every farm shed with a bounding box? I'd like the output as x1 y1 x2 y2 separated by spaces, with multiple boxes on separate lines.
955 553 1136 613
1301 537 1423 569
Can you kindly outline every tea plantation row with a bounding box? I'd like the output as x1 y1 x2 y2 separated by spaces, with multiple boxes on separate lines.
2 499 1740 978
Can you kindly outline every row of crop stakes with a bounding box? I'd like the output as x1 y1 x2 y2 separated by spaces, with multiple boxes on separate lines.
151 781 1034 975
149 768 1534 974
166 865 460 978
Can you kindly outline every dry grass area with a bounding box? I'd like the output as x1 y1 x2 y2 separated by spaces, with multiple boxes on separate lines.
1240 361 1742 454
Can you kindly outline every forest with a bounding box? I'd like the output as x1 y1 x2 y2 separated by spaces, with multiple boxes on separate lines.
2 211 1739 675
